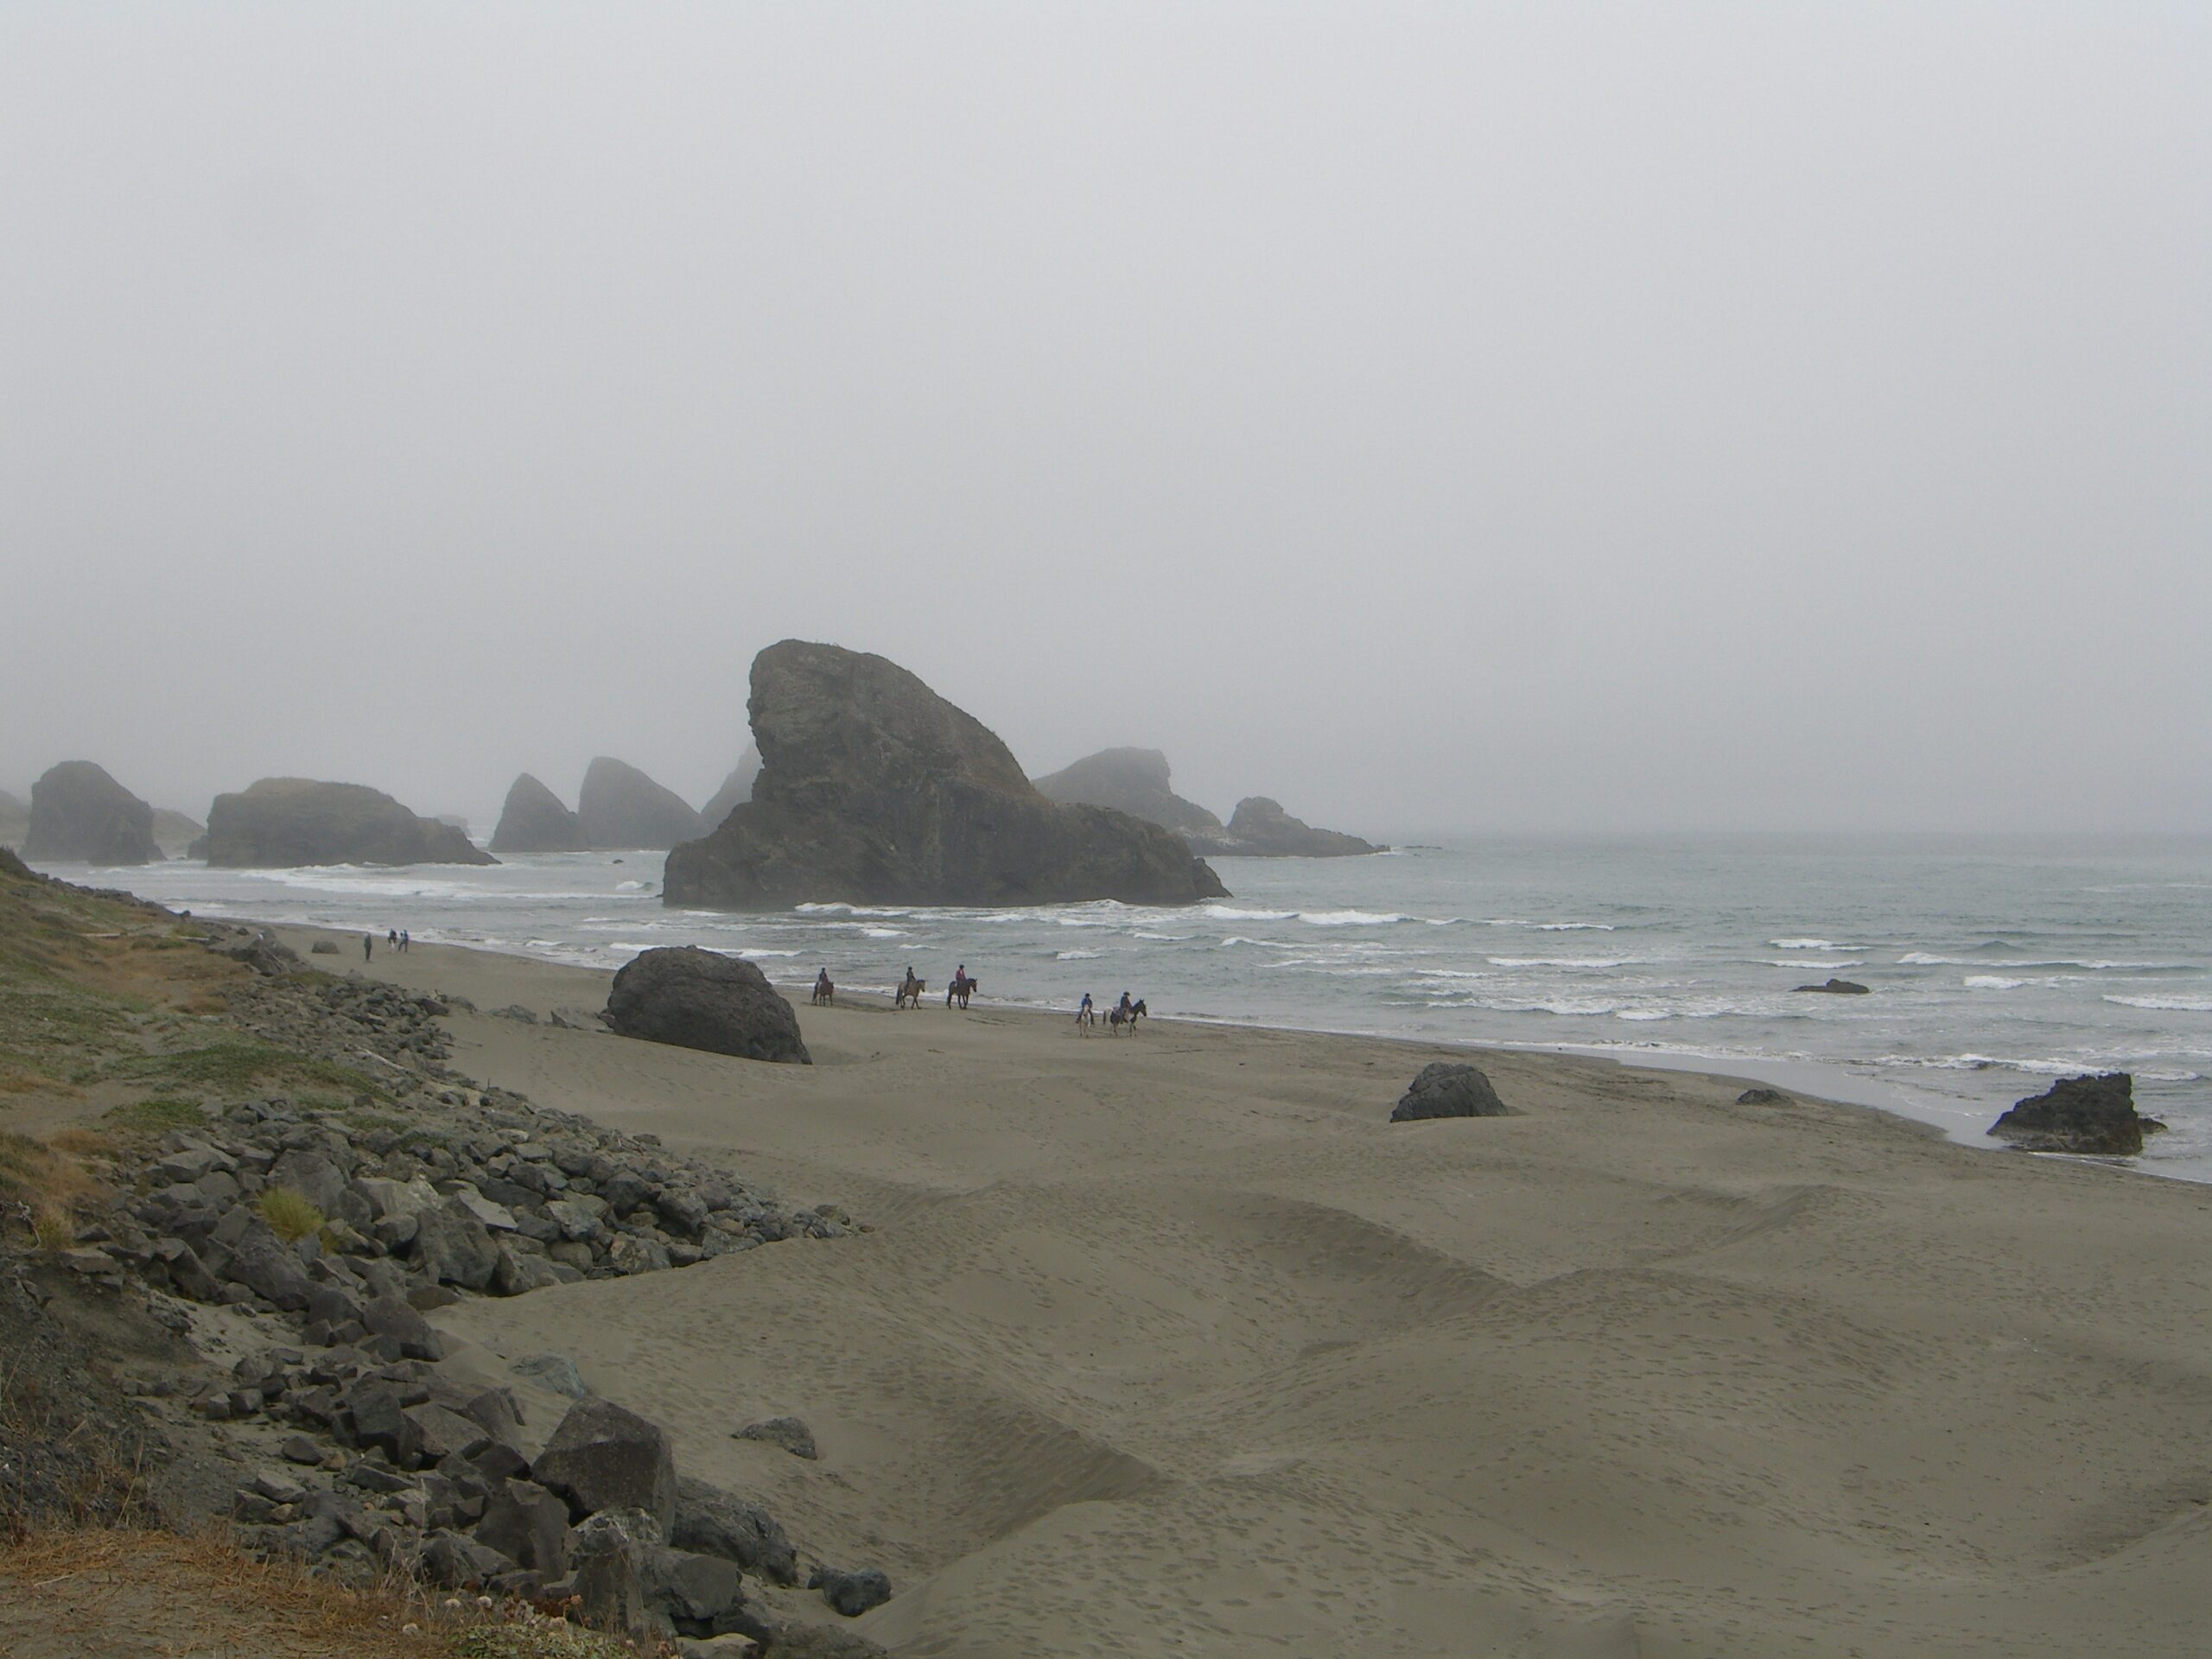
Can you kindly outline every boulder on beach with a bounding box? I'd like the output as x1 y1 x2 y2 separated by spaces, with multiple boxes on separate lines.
699 747 761 830
1990 1071 2160 1156
531 1397 679 1532
1794 978 1871 995
604 945 812 1065
22 761 162 865
577 757 707 850
199 779 498 868
1199 796 1380 858
1032 747 1230 845
664 640 1230 908
1389 1061 1514 1122
490 772 588 854
150 807 205 858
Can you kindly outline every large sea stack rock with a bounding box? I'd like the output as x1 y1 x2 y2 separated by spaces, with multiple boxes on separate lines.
1205 796 1379 858
1389 1061 1514 1122
577 757 707 850
605 945 811 1064
699 746 761 830
490 772 588 854
150 808 204 858
22 761 162 865
664 641 1230 908
200 779 498 868
1032 747 1230 845
1990 1072 2156 1156
0 789 32 849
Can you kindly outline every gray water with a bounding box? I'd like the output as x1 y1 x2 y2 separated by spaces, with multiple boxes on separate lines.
60 834 2212 1182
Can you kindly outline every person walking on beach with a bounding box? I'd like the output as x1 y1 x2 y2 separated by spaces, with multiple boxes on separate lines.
364 934 373 962
388 928 398 951
400 929 410 953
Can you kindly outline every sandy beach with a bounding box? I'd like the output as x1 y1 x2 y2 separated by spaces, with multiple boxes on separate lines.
273 928 2212 1657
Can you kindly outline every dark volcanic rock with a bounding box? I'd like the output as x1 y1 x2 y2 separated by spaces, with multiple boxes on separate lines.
576 757 706 850
664 640 1230 908
490 772 588 854
22 761 162 864
672 1475 798 1584
200 779 497 868
810 1565 893 1618
604 946 811 1065
700 747 761 830
531 1398 678 1531
1793 978 1871 995
1990 1071 2151 1155
1198 795 1379 858
736 1415 817 1459
1389 1061 1513 1122
1737 1087 1790 1106
1032 747 1229 845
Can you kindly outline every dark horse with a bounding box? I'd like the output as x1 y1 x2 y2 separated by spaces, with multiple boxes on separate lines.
810 971 835 1007
946 971 979 1010
894 970 926 1010
1109 997 1147 1034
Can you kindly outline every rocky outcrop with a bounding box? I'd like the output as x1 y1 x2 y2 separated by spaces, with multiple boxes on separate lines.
1198 796 1379 858
0 788 27 849
1032 747 1229 843
200 779 496 868
489 772 588 855
664 641 1230 908
151 807 205 857
700 747 761 830
1389 1061 1514 1122
22 761 163 864
1793 978 1871 995
1990 1072 2161 1155
603 946 811 1065
576 758 705 850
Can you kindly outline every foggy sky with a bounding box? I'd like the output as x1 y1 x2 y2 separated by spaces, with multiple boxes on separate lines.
3 3 2207 838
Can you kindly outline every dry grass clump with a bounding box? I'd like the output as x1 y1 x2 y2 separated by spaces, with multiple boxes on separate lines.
259 1185 327 1243
0 1130 107 1247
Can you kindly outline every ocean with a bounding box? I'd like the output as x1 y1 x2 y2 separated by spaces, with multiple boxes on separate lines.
66 835 2212 1183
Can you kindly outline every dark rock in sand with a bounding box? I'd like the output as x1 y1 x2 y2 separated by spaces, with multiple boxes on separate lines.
478 1478 571 1575
200 779 497 868
513 1352 591 1399
489 772 588 854
1990 1071 2152 1156
604 945 811 1065
576 756 706 850
1032 747 1230 845
810 1564 893 1618
1737 1087 1790 1106
23 761 162 865
736 1415 817 1459
700 747 761 830
1389 1061 1513 1122
1793 978 1871 995
672 1474 799 1584
531 1397 678 1531
1197 795 1379 858
664 640 1229 908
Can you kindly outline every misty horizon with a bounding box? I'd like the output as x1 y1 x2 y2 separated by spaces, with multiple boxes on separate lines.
4 6 2206 838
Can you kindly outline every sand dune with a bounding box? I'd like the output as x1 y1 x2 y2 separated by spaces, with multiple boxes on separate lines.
291 931 2212 1656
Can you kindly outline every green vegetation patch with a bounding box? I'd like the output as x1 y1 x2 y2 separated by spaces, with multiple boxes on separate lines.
100 1038 383 1102
103 1096 210 1134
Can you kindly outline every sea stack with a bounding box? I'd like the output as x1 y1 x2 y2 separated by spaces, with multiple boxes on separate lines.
22 761 162 865
1202 797 1379 858
576 757 706 850
1032 747 1230 846
490 772 588 855
699 746 761 830
664 640 1230 908
200 779 498 868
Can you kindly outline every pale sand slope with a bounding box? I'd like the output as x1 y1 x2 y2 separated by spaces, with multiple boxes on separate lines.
289 932 2212 1658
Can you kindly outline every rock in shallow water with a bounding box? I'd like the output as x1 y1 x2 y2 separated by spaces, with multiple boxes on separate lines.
1990 1071 2159 1155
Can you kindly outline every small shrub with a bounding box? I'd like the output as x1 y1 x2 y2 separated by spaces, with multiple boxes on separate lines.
258 1186 324 1243
46 1127 116 1160
104 1097 208 1134
29 1205 74 1251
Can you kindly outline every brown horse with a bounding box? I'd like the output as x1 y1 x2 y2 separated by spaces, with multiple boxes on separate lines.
1109 997 1147 1034
894 970 927 1010
810 972 835 1007
946 972 979 1010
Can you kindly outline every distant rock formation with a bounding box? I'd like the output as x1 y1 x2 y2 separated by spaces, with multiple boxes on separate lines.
1793 978 1871 995
603 945 811 1065
150 808 205 858
663 641 1230 909
0 789 28 849
22 761 162 865
1389 1061 1514 1122
200 779 498 868
1032 747 1230 843
1198 797 1379 858
490 773 588 855
576 757 706 850
699 747 761 830
1990 1072 2162 1156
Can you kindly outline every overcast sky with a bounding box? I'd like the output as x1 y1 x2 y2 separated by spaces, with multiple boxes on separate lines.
3 3 2205 837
